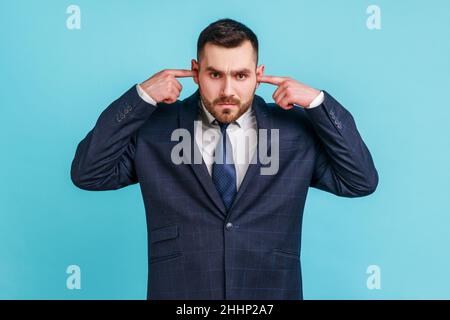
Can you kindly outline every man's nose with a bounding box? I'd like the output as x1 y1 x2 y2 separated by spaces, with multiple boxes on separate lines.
221 76 235 97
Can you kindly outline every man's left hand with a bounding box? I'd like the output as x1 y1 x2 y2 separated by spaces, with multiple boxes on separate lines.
258 75 321 109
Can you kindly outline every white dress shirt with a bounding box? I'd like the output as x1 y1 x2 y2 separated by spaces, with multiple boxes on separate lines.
135 84 324 190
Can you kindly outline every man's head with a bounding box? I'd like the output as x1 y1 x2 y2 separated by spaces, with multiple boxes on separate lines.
191 18 264 123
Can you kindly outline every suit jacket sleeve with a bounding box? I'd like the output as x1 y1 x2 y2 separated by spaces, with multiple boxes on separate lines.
70 84 158 191
304 91 379 197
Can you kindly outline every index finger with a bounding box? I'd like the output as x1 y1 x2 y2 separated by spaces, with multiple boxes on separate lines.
258 75 286 86
165 69 197 78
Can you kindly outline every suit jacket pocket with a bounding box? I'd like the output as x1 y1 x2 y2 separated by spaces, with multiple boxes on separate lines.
149 251 183 265
273 248 300 260
149 224 182 264
150 224 179 244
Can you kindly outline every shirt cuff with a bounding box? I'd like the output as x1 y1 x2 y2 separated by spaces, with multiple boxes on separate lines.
308 91 324 108
136 84 157 106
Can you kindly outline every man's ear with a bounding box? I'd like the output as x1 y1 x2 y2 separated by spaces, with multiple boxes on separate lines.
191 59 199 85
256 64 264 88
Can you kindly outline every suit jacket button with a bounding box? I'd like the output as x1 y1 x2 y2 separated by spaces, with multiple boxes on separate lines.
225 222 233 230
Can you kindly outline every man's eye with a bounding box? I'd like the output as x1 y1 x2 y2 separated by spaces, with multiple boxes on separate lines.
210 72 220 78
237 73 247 80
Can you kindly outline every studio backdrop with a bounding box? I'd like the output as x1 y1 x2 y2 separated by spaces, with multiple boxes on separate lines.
1 0 449 299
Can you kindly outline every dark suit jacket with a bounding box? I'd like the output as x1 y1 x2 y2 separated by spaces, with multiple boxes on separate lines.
71 85 378 300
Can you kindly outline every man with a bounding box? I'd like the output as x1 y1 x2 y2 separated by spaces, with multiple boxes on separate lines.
71 18 378 300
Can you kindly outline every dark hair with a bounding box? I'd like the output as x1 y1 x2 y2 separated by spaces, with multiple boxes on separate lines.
197 18 259 64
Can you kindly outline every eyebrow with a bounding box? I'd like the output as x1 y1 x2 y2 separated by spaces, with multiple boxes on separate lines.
205 66 252 74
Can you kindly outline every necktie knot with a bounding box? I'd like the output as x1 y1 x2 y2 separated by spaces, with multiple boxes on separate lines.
215 120 230 134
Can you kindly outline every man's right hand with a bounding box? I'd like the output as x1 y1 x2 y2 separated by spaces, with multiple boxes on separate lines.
139 69 197 104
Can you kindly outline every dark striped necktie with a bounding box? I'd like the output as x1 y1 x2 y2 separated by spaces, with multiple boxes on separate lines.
212 121 237 212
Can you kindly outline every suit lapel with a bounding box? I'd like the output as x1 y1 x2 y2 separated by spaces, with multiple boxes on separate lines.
226 95 272 218
179 89 227 218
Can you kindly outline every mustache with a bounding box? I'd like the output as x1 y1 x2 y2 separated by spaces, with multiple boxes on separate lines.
214 97 240 105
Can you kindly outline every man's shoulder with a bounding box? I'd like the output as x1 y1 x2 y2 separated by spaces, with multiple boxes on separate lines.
254 94 315 135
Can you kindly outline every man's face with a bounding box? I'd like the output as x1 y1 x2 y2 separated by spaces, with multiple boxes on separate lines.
191 40 264 123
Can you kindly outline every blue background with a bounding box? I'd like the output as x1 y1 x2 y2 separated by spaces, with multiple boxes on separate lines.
1 0 449 299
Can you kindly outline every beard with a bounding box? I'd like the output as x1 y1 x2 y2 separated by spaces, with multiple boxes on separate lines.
199 85 257 123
